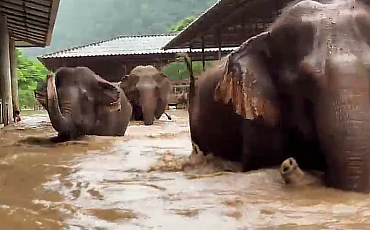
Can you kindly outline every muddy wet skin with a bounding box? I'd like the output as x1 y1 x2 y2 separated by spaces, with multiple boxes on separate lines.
1 110 370 229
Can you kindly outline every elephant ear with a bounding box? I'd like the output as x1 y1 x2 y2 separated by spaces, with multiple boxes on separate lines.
95 75 121 111
214 31 280 126
120 74 138 92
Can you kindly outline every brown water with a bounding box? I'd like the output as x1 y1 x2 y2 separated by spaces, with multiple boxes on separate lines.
1 110 370 229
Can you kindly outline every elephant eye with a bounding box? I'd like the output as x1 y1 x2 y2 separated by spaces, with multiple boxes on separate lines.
81 89 93 102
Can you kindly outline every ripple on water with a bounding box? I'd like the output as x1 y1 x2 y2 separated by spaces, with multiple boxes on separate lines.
31 109 370 229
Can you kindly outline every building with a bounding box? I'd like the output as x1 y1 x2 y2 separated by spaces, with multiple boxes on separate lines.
38 34 235 82
163 0 292 50
0 0 61 126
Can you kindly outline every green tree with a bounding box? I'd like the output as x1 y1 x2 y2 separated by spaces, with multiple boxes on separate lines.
170 16 195 33
162 60 212 81
162 15 214 81
17 49 48 109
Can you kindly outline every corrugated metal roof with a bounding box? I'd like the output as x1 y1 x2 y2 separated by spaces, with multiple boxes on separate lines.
1 0 61 47
39 34 236 59
163 0 282 49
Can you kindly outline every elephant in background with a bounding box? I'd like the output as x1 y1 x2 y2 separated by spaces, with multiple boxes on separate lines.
212 0 370 193
120 65 172 125
35 66 132 140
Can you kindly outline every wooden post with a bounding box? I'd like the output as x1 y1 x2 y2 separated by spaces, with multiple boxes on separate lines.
201 36 205 71
189 42 193 71
9 38 19 114
0 14 13 125
123 63 127 75
217 29 222 60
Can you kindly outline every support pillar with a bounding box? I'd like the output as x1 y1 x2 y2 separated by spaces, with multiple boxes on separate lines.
189 42 193 72
217 29 222 60
9 38 19 114
0 14 13 125
201 36 205 71
123 63 127 75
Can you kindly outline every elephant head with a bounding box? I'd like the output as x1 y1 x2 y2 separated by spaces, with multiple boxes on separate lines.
120 65 171 125
215 0 370 193
36 67 122 139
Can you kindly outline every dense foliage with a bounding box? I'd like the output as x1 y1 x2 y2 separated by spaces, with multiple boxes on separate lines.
17 50 48 109
170 16 195 33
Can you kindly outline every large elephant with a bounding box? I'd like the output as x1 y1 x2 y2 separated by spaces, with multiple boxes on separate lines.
189 0 370 193
182 54 299 169
35 66 132 140
120 65 172 125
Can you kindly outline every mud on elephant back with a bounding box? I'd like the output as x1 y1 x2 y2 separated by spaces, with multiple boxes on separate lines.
34 66 132 141
119 65 172 125
186 0 370 193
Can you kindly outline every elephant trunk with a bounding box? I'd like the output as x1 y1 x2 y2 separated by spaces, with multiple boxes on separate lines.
139 86 156 125
142 105 155 125
315 55 370 193
46 74 76 138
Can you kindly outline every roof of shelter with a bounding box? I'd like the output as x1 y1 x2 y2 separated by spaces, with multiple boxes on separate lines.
0 0 61 47
164 0 292 49
38 34 236 59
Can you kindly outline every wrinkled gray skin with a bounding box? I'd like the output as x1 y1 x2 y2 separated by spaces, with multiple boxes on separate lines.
35 67 132 140
212 0 370 193
120 65 171 125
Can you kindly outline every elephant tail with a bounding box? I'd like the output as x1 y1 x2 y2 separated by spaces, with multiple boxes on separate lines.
177 53 195 107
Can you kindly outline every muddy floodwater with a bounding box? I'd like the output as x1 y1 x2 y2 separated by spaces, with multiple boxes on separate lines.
1 109 370 229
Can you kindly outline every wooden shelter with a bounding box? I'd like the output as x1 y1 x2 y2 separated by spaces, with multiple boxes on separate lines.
0 0 61 126
163 0 292 51
38 34 236 83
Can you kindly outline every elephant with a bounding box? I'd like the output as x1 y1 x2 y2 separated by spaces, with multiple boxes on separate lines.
186 0 370 193
214 0 370 193
119 65 172 125
182 52 312 170
34 66 132 140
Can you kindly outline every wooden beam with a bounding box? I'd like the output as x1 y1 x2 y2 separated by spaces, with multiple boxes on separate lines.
166 0 276 49
0 14 13 125
10 28 45 40
2 10 49 25
46 0 60 46
11 30 44 42
201 36 205 71
2 0 50 13
9 38 19 113
7 17 48 31
11 33 43 46
216 28 222 60
29 0 52 8
164 1 247 50
0 2 50 19
7 23 47 37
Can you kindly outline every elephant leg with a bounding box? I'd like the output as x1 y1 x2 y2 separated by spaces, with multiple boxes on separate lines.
241 118 286 171
283 127 326 171
133 105 143 121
